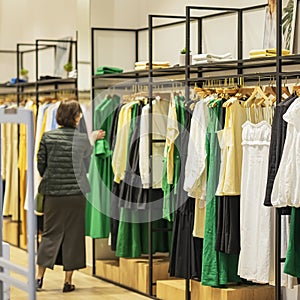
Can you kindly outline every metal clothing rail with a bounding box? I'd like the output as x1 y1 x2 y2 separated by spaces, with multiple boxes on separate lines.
91 2 296 300
0 107 36 300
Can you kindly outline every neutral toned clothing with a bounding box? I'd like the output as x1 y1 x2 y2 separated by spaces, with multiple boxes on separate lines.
216 101 246 196
3 123 19 221
264 94 297 206
139 99 169 189
37 194 86 271
112 102 136 184
271 98 300 207
0 124 7 180
184 100 208 200
238 120 274 284
164 94 178 185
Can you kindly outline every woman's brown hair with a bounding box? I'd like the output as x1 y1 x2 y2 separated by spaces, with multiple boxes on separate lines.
56 99 82 128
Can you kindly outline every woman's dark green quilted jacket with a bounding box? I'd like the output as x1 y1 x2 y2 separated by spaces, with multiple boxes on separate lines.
37 127 92 195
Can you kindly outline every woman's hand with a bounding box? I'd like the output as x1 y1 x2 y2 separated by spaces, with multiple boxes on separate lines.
96 129 106 140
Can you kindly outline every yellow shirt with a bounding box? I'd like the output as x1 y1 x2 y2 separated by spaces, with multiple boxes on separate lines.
112 102 136 183
216 100 247 196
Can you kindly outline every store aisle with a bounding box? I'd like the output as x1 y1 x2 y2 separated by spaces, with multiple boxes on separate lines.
9 245 150 300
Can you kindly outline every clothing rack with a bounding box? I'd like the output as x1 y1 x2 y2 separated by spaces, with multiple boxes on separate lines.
0 37 79 251
91 2 300 299
184 2 299 300
16 37 78 111
91 19 198 299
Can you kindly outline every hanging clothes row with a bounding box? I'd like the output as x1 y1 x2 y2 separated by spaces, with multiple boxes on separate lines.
1 94 88 247
168 82 300 288
86 90 185 258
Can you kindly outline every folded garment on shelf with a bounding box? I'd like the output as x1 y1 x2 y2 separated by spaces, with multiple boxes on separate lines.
9 78 27 84
95 66 123 75
192 52 232 63
134 61 171 70
39 75 62 81
249 48 290 58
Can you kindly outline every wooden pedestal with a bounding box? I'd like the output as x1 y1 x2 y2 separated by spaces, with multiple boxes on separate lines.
95 260 120 283
157 279 186 300
191 280 275 300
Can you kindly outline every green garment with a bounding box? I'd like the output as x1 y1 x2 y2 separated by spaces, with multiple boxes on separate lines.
116 212 172 258
284 208 300 277
85 95 120 238
201 98 240 287
162 95 185 222
95 66 123 75
116 103 171 258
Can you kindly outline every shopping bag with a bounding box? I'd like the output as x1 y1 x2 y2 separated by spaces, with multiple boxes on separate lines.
34 193 44 216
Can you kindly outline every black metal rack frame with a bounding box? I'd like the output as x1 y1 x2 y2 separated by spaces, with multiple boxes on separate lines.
91 2 300 299
0 37 78 250
16 37 78 110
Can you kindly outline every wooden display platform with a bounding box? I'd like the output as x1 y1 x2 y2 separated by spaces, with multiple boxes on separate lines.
157 279 186 300
95 259 120 283
191 280 275 300
96 256 170 295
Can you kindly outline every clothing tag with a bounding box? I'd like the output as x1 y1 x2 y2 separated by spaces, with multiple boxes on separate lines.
269 94 276 101
282 93 289 100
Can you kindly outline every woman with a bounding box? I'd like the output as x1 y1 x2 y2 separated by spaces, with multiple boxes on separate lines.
36 100 105 293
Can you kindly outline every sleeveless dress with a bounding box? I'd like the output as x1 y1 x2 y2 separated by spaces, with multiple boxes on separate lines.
238 120 274 283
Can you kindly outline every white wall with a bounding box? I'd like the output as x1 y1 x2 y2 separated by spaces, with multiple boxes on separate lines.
90 0 269 71
0 0 77 83
1 0 300 87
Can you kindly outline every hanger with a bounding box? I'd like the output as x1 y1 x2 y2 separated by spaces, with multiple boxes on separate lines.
244 85 269 108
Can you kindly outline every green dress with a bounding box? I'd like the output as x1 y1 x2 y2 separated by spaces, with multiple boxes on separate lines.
284 207 300 277
201 98 240 287
85 95 120 238
116 103 171 258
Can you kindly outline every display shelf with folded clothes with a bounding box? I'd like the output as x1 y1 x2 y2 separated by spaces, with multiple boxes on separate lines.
249 48 290 58
192 52 233 64
134 61 171 70
95 66 124 75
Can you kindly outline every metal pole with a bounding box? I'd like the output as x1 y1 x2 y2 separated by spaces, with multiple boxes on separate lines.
275 0 282 299
148 14 154 297
185 6 191 300
90 28 96 276
197 18 202 55
75 32 78 98
35 40 39 113
91 28 95 109
26 110 37 300
16 45 20 106
237 9 243 76
135 30 139 63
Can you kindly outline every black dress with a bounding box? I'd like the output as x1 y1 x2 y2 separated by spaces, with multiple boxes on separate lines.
169 109 203 279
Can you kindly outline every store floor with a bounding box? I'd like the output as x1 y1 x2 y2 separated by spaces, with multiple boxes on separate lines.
9 245 150 299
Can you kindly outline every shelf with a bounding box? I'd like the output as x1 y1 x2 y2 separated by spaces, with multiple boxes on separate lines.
14 78 77 88
92 54 300 89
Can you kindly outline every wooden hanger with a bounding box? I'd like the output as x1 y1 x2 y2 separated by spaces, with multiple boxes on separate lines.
244 86 269 108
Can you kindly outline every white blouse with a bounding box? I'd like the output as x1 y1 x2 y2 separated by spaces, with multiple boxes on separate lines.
271 98 300 207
